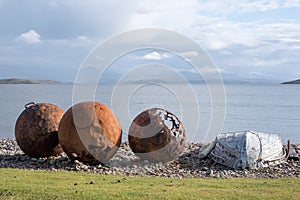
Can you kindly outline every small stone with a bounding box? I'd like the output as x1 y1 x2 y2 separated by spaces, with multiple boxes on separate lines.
207 169 214 176
202 167 208 171
82 165 89 171
38 158 45 164
0 139 299 179
74 160 81 164
49 159 56 165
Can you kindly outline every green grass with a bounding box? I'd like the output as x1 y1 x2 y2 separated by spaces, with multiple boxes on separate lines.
0 168 299 200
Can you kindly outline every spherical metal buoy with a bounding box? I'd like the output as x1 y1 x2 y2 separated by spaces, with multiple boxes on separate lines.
58 101 122 164
128 108 186 163
15 102 64 158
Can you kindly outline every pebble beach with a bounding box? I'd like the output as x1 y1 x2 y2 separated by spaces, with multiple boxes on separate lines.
1 138 299 178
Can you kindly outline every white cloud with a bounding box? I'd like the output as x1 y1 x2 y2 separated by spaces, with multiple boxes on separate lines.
253 58 288 66
242 0 280 12
126 0 300 53
199 66 224 75
143 52 161 60
195 1 297 14
206 40 228 50
250 71 263 76
16 30 41 44
142 51 171 60
180 51 199 58
283 0 300 8
77 36 87 40
76 35 90 43
238 0 300 12
219 50 233 56
1 0 300 81
124 0 300 79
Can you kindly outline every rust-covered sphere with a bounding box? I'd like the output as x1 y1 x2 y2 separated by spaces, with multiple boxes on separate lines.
58 101 122 164
128 108 186 163
15 102 64 158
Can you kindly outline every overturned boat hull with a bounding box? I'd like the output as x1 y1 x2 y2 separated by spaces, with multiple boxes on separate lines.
210 131 286 169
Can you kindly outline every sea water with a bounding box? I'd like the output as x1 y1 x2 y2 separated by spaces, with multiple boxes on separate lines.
0 83 299 143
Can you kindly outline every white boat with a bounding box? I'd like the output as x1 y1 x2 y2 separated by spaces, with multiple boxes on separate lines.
210 131 286 169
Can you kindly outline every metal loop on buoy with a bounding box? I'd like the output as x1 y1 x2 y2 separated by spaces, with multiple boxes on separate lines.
24 102 35 108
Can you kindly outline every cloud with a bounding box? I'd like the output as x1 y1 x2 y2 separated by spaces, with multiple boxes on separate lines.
16 30 41 44
197 66 225 75
76 35 90 44
143 52 161 60
250 71 264 76
205 40 228 50
142 51 171 60
126 0 300 53
252 58 288 66
1 0 300 81
219 50 233 56
242 1 280 12
180 51 199 58
77 36 87 40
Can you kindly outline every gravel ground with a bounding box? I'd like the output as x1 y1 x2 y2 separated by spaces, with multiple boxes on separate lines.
1 138 299 178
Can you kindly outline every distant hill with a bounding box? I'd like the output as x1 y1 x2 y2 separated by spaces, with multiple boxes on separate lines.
0 78 65 84
281 79 300 84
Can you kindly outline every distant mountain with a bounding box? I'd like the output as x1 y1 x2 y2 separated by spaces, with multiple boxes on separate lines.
281 79 300 84
0 78 65 84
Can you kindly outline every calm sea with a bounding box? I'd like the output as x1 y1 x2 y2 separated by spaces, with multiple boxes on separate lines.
1 83 299 143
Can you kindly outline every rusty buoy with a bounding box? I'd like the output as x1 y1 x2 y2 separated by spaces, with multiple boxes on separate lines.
128 108 186 163
58 101 122 164
15 102 64 158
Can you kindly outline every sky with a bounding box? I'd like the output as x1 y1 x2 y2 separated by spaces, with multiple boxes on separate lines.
0 0 300 82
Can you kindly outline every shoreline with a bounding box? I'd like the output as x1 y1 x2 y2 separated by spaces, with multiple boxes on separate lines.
1 138 299 178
